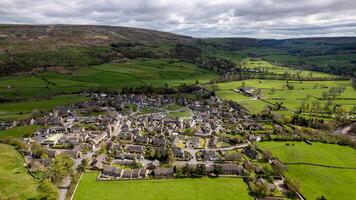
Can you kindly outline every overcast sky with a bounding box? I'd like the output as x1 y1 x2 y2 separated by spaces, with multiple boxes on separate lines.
1 0 356 38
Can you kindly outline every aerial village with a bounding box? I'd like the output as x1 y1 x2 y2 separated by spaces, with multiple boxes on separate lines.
12 89 295 198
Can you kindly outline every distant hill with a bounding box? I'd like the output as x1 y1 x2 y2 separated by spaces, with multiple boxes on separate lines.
201 37 356 77
0 24 355 77
0 25 198 75
0 24 195 53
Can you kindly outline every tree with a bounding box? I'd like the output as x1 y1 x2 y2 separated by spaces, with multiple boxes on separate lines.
166 149 175 165
211 84 219 92
352 78 356 90
262 150 273 161
31 142 47 158
322 91 328 100
273 159 287 174
285 177 301 195
37 179 58 200
251 181 269 198
79 158 88 172
213 165 222 176
31 109 41 119
46 155 74 185
270 87 275 94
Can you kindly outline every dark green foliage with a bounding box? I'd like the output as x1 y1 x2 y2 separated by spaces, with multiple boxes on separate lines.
172 43 202 62
201 37 356 78
45 155 74 185
291 115 326 129
197 57 236 74
37 179 58 200
0 47 113 75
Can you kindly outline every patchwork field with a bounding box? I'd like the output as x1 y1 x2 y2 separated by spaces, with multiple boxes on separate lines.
215 79 356 114
0 58 218 100
0 144 38 200
242 59 337 78
259 141 356 200
73 172 252 200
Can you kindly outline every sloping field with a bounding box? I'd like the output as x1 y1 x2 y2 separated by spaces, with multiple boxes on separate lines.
259 141 356 200
0 144 38 199
0 58 218 100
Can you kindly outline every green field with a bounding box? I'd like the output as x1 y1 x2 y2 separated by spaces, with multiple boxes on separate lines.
167 109 192 118
215 79 356 114
259 141 356 200
242 58 337 78
0 125 40 139
0 144 38 199
0 94 88 120
73 172 252 200
0 58 218 100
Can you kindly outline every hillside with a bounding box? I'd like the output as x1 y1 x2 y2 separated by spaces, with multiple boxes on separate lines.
202 37 356 77
0 24 195 53
0 25 197 75
1 25 355 77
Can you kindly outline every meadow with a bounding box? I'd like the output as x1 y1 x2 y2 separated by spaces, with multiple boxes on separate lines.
0 144 38 200
215 79 356 114
0 125 41 139
73 172 252 200
259 141 356 200
0 94 88 120
242 58 337 78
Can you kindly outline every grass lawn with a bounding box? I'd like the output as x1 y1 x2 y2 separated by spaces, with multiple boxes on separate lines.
0 125 40 139
259 141 356 200
0 144 38 199
73 172 252 200
167 109 192 118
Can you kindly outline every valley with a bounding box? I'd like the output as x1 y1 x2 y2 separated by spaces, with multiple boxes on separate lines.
0 25 355 200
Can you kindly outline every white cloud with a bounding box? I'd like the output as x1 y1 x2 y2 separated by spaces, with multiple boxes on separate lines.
0 0 355 38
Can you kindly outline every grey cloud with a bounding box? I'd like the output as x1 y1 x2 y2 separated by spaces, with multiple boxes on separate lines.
0 0 355 38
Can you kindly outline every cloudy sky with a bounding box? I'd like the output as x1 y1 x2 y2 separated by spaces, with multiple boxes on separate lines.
1 0 356 38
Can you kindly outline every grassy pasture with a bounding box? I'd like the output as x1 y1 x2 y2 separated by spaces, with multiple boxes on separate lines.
0 94 88 120
167 108 192 118
73 172 252 200
0 144 38 200
215 89 269 114
259 141 356 200
0 58 218 100
215 79 356 114
242 59 336 78
0 125 40 139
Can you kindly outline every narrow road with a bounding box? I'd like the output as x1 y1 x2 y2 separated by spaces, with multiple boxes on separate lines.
58 189 67 200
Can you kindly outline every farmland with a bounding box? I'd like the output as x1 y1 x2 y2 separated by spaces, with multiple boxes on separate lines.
0 125 41 139
241 59 338 78
215 78 356 115
0 58 218 100
0 144 38 200
259 141 356 200
73 172 252 200
0 94 88 120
